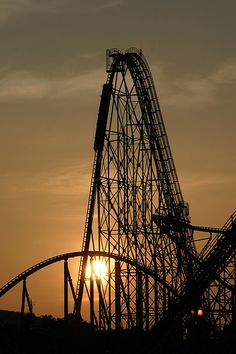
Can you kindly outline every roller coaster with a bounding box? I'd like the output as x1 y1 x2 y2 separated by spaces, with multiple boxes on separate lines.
0 48 235 352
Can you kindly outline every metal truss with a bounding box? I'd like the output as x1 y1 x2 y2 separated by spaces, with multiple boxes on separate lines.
1 48 235 340
75 48 196 330
202 211 236 331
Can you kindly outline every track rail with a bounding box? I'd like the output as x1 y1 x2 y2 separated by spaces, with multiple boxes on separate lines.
0 251 176 299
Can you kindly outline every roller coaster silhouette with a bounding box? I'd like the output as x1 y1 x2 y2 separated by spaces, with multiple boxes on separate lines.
1 48 235 353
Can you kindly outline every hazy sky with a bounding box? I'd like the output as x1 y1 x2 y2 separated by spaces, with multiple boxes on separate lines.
0 0 235 316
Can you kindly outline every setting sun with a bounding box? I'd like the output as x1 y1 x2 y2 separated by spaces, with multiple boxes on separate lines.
86 258 108 279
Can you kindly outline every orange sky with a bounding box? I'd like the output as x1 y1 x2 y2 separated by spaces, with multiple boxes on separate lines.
0 0 235 317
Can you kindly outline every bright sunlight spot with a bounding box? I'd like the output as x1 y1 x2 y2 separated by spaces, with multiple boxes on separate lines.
86 258 108 280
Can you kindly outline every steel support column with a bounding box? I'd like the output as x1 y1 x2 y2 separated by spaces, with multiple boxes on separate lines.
145 274 149 330
90 257 94 326
64 260 68 320
137 270 143 329
115 261 121 329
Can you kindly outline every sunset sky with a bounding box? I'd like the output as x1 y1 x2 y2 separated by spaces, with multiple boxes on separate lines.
0 0 235 317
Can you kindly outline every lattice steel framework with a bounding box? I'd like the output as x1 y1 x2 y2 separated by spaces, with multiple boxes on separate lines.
0 48 235 341
74 48 196 330
201 211 236 331
152 212 236 333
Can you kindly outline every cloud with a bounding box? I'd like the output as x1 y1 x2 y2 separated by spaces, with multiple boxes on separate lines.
0 0 124 23
0 68 105 101
159 61 236 108
0 0 60 23
180 172 235 190
43 164 91 196
0 163 91 198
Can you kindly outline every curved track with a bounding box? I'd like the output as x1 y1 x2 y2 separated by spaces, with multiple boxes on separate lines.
0 251 176 298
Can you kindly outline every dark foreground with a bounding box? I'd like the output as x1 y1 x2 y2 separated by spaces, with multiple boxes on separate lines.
1 313 236 354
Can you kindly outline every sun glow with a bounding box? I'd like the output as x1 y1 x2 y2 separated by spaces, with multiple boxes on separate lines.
86 258 108 279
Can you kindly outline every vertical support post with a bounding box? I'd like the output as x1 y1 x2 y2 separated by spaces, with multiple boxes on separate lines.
136 270 143 330
108 258 112 330
64 260 68 320
154 263 158 323
21 279 26 320
115 261 121 330
145 274 149 331
21 278 33 324
90 257 94 326
233 254 236 321
233 287 236 321
97 278 102 330
76 84 112 316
